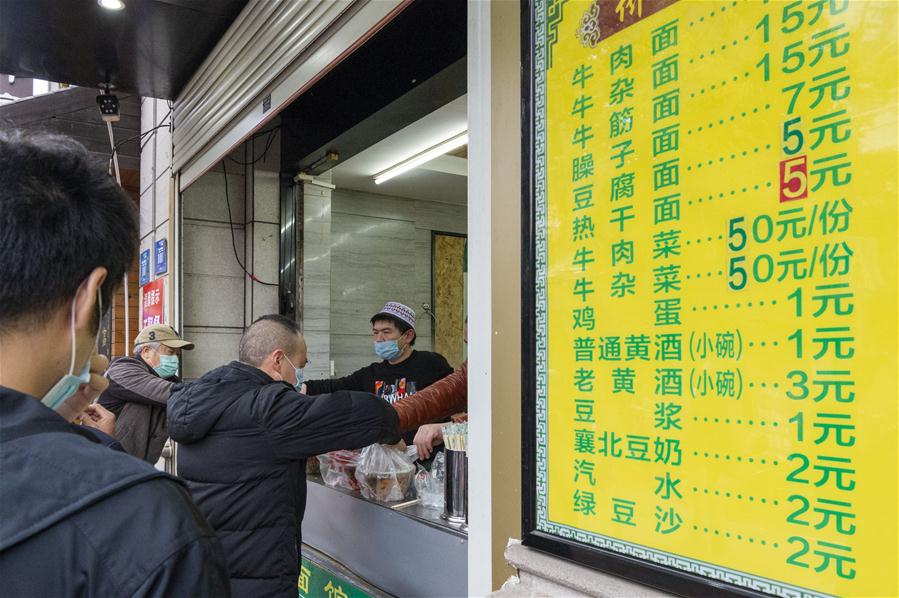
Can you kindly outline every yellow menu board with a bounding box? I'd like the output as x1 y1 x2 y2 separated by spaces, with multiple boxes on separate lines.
533 0 897 595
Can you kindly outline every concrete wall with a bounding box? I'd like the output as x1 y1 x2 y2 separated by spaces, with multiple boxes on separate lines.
139 98 174 348
179 131 281 380
303 186 467 379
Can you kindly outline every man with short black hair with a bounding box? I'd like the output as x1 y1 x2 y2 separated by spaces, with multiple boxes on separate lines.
168 314 400 598
0 131 229 596
98 324 194 463
304 302 454 442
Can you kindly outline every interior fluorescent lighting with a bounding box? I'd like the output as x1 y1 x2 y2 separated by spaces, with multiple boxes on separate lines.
98 0 125 10
373 131 468 185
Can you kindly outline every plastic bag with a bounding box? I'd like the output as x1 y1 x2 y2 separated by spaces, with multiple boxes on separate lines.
317 450 361 491
414 451 445 510
354 443 415 502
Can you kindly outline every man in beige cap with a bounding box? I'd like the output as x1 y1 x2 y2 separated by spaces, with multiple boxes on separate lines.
97 324 194 463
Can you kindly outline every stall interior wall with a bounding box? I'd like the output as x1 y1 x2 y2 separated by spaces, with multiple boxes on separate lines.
304 186 467 379
179 131 281 380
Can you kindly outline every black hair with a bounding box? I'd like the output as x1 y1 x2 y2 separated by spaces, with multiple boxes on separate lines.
370 314 416 346
239 314 303 365
0 130 138 333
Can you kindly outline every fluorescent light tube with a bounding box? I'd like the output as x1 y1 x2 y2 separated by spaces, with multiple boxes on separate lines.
373 131 468 185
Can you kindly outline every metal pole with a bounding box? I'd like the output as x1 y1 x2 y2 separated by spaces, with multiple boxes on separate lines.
107 121 130 354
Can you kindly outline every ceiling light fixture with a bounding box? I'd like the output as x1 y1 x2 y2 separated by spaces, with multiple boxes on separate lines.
373 131 468 185
98 0 125 11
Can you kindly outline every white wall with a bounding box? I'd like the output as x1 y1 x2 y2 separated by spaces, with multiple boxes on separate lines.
303 186 467 378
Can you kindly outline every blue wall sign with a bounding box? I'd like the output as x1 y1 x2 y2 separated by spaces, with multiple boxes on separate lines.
139 249 151 286
154 239 168 275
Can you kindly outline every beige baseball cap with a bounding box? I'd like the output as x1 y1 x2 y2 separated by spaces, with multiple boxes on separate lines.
134 324 195 350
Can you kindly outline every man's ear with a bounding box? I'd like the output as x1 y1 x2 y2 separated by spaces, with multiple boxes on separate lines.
74 267 108 332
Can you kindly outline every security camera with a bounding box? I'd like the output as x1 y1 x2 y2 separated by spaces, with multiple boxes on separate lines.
96 93 120 122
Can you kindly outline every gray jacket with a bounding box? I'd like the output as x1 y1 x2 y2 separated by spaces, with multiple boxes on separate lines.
98 355 179 463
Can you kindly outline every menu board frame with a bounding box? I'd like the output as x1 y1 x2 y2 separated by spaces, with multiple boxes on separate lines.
519 0 896 596
519 4 745 593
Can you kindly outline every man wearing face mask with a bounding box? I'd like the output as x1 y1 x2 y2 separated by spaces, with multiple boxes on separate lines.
98 324 194 463
304 302 453 443
0 131 229 596
168 314 399 597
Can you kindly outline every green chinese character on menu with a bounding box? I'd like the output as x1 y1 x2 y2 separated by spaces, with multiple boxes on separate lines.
653 159 679 190
572 214 595 241
574 367 596 392
571 94 595 119
573 277 596 302
813 413 856 448
572 184 595 211
625 435 651 461
571 64 594 88
715 370 736 397
812 283 854 317
812 326 855 360
655 333 682 361
811 153 852 191
574 398 596 423
598 336 622 361
611 272 637 298
652 89 680 122
651 20 678 55
611 498 637 526
574 459 597 484
611 240 634 266
652 229 681 259
814 456 856 491
653 264 681 294
572 246 596 271
652 124 680 157
610 107 634 138
612 367 636 394
572 154 595 181
572 307 596 330
610 172 635 202
610 140 635 168
813 498 857 535
610 44 634 75
654 505 683 534
654 298 681 326
653 194 680 224
609 77 635 105
809 108 851 150
610 205 636 232
573 337 596 361
652 54 679 89
655 368 683 396
654 437 682 466
654 472 682 499
574 428 596 454
625 334 650 360
572 124 595 150
812 541 856 580
573 489 597 516
654 402 682 430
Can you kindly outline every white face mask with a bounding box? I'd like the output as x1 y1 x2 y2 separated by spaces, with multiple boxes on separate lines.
41 290 101 412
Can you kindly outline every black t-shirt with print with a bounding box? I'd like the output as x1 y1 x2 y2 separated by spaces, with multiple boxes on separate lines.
305 350 454 442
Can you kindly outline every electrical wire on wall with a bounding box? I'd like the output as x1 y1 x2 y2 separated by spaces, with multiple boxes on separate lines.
221 158 278 287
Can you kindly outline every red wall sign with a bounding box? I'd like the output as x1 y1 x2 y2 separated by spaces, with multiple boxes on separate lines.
141 278 165 328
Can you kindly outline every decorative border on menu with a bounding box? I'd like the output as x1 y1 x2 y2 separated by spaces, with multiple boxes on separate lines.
529 2 826 597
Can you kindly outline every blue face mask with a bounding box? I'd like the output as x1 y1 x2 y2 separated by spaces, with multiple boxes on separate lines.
284 355 304 391
154 353 180 379
41 291 100 411
374 339 402 361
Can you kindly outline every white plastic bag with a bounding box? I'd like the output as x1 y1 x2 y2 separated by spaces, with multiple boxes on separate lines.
354 443 415 502
414 451 445 509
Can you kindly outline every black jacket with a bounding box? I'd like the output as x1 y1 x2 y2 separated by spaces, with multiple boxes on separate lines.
167 361 399 598
0 386 230 598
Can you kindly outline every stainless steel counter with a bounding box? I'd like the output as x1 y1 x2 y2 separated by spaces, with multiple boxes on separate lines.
303 474 468 597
